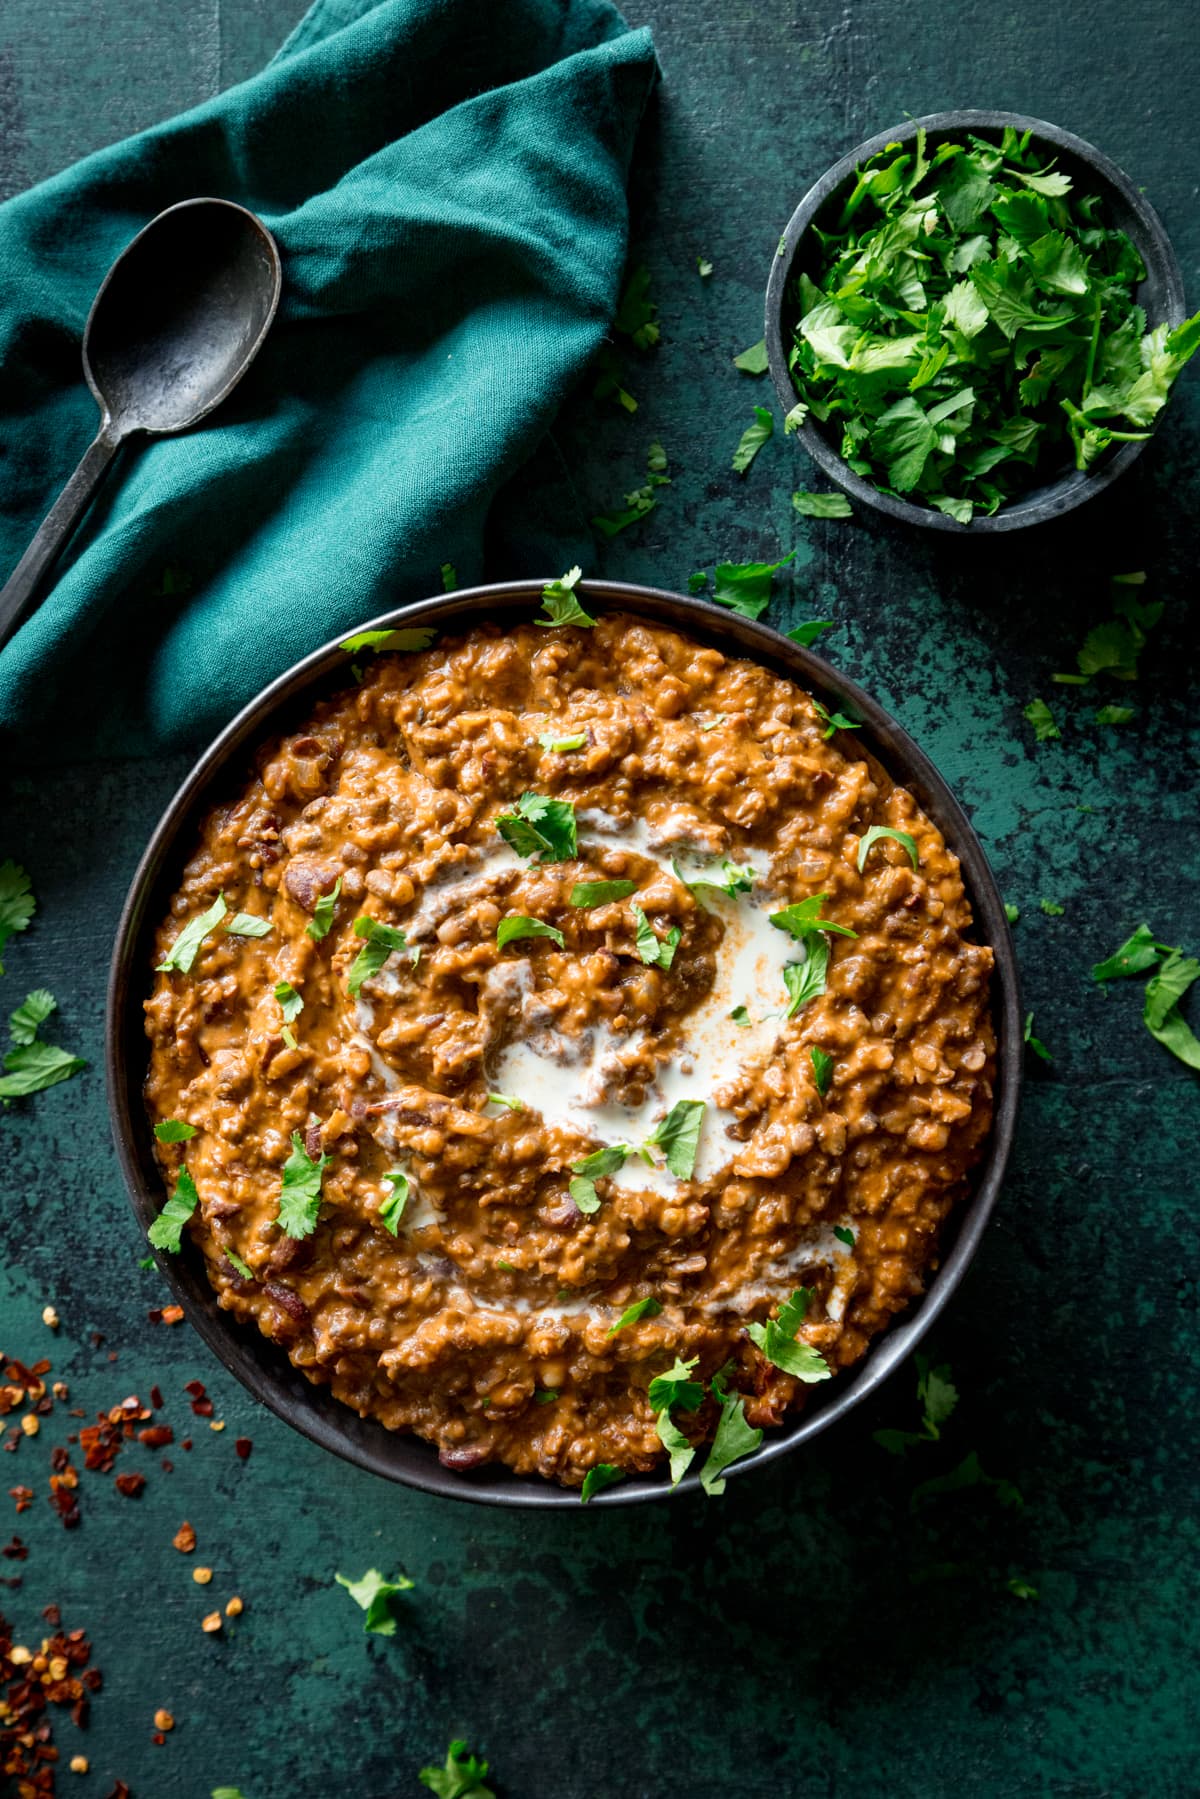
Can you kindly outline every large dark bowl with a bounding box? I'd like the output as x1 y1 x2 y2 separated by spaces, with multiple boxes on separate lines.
107 581 1022 1507
765 109 1188 533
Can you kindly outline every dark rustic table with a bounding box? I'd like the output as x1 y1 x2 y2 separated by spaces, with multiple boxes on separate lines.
1 2 1197 1795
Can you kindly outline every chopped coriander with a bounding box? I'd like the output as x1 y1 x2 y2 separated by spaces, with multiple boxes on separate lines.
793 490 853 518
379 1171 409 1233
485 1092 523 1111
688 570 708 593
606 1296 663 1338
440 562 457 592
1006 1576 1040 1602
1023 1011 1052 1062
494 793 577 863
418 1742 494 1799
0 861 35 974
592 343 638 414
580 1463 625 1503
212 1789 250 1799
281 1025 298 1051
1144 950 1200 1071
225 1248 254 1280
339 626 436 655
647 1355 704 1415
677 857 756 902
783 937 829 1018
614 265 659 349
570 879 636 908
147 1166 199 1254
276 1130 328 1239
707 549 795 620
787 619 836 647
1004 902 1020 924
154 1119 197 1143
535 566 595 629
857 825 919 872
533 1388 559 1404
642 1098 705 1179
1039 899 1064 917
770 895 858 941
812 698 860 739
632 904 680 969
697 255 713 278
732 337 769 374
783 402 808 433
306 875 342 942
138 1255 156 1271
833 1225 855 1247
496 1260 516 1273
592 441 670 536
811 1046 835 1095
496 915 565 951
347 917 409 996
156 894 227 974
0 1041 86 1101
732 405 773 474
909 1449 1023 1512
225 912 272 938
335 1566 414 1636
1024 697 1060 743
655 1411 697 1486
747 1288 831 1383
569 1143 630 1214
274 980 304 1022
1092 923 1171 982
698 1391 762 1496
874 1353 959 1455
538 730 587 753
729 1004 752 1026
1095 704 1135 724
9 988 55 1046
1076 585 1162 680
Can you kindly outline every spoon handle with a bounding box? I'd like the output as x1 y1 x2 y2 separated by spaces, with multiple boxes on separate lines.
0 423 123 653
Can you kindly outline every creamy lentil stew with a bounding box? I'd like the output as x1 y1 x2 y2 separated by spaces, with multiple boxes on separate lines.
143 614 995 1490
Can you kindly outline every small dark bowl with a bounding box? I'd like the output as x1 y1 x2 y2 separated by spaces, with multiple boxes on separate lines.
765 109 1188 533
107 582 1022 1507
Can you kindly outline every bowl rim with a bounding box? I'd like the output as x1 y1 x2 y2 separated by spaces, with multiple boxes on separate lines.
106 579 1023 1507
764 107 1188 533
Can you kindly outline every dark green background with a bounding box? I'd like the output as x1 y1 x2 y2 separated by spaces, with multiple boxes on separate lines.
1 3 1196 1794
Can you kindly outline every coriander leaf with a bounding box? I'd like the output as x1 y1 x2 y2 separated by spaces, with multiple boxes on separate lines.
676 857 756 901
614 265 659 349
485 1092 523 1111
380 1171 410 1233
811 1046 834 1095
440 562 457 592
910 1448 1023 1513
729 1004 752 1026
154 1119 197 1143
733 337 769 374
1027 229 1090 296
783 937 829 1017
570 880 636 908
225 912 272 938
1023 1011 1052 1062
1004 903 1020 924
339 627 436 654
870 396 936 491
535 566 596 629
857 825 919 873
274 980 304 1022
812 698 860 739
0 1041 86 1100
147 1166 199 1253
9 988 55 1045
631 904 680 969
1039 899 1064 917
496 915 565 950
787 619 836 647
539 731 587 753
698 1393 763 1496
710 549 795 620
917 1357 959 1434
307 875 343 942
746 1287 831 1384
688 570 709 592
697 256 713 278
570 1142 630 1214
277 1130 329 1239
1092 923 1171 983
770 895 858 941
783 402 809 433
1024 697 1060 743
335 1567 414 1637
607 1296 663 1338
1095 705 1135 724
225 1249 254 1280
212 1788 249 1797
647 1355 704 1415
655 1410 697 1485
0 861 35 974
494 793 577 864
347 917 409 997
1006 1577 1039 1602
793 490 853 518
580 1464 625 1503
156 894 228 974
418 1740 494 1799
833 1225 855 1247
643 1099 705 1179
534 1387 558 1402
1144 950 1200 1071
732 405 773 474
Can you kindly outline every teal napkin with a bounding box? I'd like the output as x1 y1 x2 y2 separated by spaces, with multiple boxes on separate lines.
0 0 656 756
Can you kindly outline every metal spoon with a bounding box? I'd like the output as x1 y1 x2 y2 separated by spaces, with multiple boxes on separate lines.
0 196 281 651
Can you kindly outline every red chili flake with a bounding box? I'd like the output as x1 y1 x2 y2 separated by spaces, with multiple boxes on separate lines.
106 1785 132 1799
2 1535 27 1558
181 1438 192 1452
9 1486 33 1513
42 1602 61 1624
161 1459 174 1474
160 1305 185 1325
152 1731 165 1745
30 1360 51 1378
33 1395 53 1416
190 1397 214 1418
184 1380 206 1398
108 1350 119 1363
49 1480 81 1528
49 1446 69 1474
147 1308 164 1324
80 1417 124 1473
114 1472 146 1499
150 1384 164 1410
3 1429 19 1454
234 1437 252 1461
137 1425 173 1449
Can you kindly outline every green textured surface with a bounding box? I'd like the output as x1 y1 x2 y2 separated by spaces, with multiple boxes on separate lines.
1 2 1197 1795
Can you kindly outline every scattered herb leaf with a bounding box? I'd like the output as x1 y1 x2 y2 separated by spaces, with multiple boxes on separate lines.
580 1464 625 1504
606 1296 663 1338
335 1567 414 1636
147 1167 199 1254
276 1131 328 1239
0 862 35 974
570 880 637 908
732 405 774 474
857 825 919 872
347 917 410 996
535 566 595 629
811 1046 835 1094
274 981 304 1022
496 915 565 951
793 490 853 518
154 1119 197 1143
307 876 343 942
156 894 227 974
495 793 577 864
1024 697 1060 743
642 1099 705 1179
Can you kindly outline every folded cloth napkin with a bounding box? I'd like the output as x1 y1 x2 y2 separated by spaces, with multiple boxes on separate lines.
0 0 656 756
